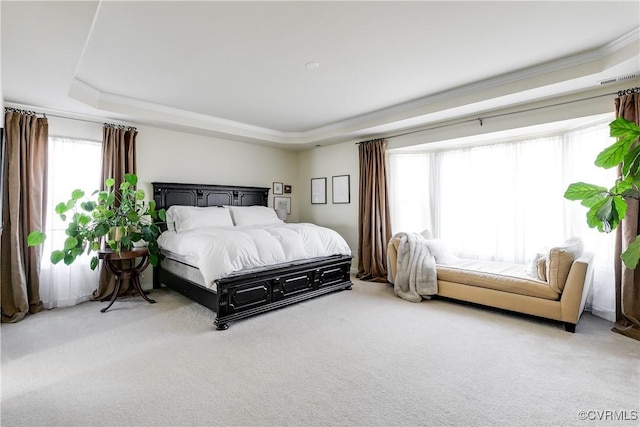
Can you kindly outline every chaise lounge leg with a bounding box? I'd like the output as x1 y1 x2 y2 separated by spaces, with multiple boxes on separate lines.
564 322 576 333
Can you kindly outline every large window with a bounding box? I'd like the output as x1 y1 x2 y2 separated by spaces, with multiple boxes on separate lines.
39 136 102 308
389 118 616 321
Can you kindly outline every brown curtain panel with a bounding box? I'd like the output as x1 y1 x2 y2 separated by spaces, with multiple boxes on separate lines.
613 93 640 341
357 138 392 281
1 111 48 322
91 125 138 301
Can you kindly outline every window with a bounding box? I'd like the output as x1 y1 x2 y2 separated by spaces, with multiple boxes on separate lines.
39 136 102 308
388 117 616 321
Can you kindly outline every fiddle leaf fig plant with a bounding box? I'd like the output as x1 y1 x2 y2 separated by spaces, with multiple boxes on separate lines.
27 173 166 270
564 117 640 269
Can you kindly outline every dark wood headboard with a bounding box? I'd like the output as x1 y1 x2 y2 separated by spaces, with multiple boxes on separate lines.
152 182 270 211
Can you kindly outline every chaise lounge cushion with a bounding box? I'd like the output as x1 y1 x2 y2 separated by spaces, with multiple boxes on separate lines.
437 259 560 300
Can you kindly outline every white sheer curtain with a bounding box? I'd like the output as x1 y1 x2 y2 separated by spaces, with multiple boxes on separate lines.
39 137 102 309
389 118 616 321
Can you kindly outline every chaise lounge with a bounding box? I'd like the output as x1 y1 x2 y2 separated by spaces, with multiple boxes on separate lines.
387 233 594 332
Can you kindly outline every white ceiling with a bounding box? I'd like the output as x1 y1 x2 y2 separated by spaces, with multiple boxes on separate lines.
2 1 639 149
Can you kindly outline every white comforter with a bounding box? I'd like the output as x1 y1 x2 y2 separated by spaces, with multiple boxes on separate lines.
158 223 352 287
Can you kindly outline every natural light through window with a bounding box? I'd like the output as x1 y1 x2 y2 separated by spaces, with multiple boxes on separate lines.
388 116 617 321
39 136 102 308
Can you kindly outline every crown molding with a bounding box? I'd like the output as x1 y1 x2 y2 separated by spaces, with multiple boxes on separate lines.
67 27 639 147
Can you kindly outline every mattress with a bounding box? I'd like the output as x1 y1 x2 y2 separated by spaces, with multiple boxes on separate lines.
158 222 352 288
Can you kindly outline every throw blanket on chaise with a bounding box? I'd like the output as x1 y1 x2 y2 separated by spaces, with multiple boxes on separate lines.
388 232 438 302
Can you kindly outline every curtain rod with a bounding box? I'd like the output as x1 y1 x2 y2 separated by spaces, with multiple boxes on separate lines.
356 86 640 144
4 106 136 130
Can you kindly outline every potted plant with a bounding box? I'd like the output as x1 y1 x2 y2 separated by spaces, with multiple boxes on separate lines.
27 173 166 269
564 117 640 268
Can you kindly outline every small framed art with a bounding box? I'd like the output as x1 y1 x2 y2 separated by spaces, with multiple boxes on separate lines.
273 182 283 195
274 196 291 214
332 175 350 204
284 185 292 194
311 177 327 204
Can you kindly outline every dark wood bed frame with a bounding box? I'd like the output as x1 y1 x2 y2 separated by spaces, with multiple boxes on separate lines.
152 182 353 330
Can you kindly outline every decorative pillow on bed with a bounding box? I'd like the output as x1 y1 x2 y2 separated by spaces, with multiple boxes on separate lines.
166 206 234 232
228 205 283 226
547 237 584 293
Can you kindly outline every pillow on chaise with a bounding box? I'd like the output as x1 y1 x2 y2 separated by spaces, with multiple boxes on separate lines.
547 237 584 293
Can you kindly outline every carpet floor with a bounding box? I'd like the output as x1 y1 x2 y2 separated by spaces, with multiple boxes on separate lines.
1 278 639 426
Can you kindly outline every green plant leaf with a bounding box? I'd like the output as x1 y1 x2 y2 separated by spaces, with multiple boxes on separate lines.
613 179 633 195
55 202 68 215
613 195 628 223
621 235 640 269
158 209 166 222
94 223 110 237
90 256 99 270
127 211 140 222
81 201 96 212
125 173 138 186
595 137 636 169
622 144 640 178
77 213 91 226
564 182 607 201
136 189 145 200
610 117 640 138
64 237 79 251
581 193 607 208
105 178 115 188
71 189 85 200
27 231 46 246
120 237 131 251
149 253 159 267
586 197 615 232
64 252 78 265
51 250 65 264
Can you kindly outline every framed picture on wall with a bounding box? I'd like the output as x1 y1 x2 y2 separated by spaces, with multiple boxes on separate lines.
311 177 327 204
332 175 350 204
274 196 291 214
273 182 283 195
284 185 292 194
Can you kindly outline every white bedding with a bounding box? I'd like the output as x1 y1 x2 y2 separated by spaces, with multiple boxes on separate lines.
157 223 352 288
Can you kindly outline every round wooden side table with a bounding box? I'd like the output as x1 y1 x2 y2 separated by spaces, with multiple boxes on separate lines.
98 247 155 313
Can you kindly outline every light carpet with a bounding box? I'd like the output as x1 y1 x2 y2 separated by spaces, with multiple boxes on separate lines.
1 278 639 426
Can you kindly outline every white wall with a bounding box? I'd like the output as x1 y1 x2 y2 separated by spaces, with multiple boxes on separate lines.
297 142 359 269
135 125 299 219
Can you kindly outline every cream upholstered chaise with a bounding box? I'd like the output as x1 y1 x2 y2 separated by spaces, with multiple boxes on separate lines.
387 236 594 332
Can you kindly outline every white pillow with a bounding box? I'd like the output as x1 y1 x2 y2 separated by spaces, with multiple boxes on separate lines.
525 251 547 279
166 206 234 232
425 239 458 265
229 205 283 226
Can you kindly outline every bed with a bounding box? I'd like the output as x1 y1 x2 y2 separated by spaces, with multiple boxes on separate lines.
152 182 354 330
